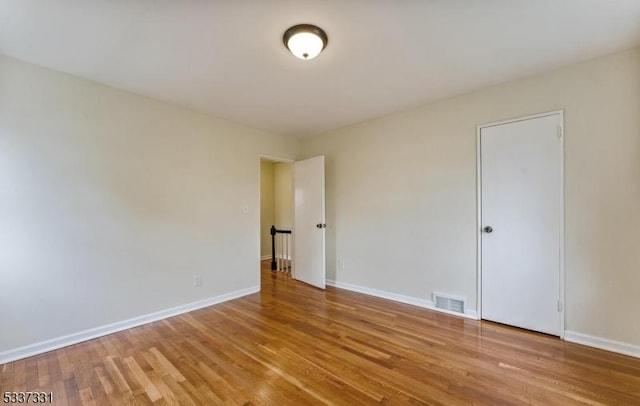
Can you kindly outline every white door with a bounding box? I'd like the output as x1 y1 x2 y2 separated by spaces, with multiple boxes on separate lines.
480 113 563 336
293 156 326 289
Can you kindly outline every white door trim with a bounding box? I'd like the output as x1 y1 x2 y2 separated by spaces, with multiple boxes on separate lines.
259 154 295 164
476 110 565 339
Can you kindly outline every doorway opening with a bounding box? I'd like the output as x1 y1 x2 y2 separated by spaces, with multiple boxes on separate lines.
260 157 294 286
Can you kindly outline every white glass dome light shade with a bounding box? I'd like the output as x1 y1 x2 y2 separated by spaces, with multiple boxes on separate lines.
287 32 324 60
283 24 328 60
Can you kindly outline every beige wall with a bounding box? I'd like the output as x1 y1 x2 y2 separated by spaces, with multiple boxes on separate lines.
0 55 300 354
301 47 640 346
274 162 293 230
260 161 275 257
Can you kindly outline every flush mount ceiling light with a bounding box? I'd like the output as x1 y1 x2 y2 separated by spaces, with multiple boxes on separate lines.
283 24 328 60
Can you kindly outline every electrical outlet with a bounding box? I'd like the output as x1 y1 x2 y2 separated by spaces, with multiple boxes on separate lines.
193 274 202 287
337 259 344 271
242 203 249 214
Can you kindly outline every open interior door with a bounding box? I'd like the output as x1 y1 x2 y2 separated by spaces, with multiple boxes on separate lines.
293 156 326 289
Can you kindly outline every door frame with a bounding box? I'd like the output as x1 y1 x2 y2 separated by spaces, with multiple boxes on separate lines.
476 110 565 338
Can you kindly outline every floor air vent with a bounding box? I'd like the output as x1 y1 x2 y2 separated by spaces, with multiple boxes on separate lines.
433 292 465 314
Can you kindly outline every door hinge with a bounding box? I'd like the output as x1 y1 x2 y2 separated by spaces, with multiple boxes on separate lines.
557 125 563 139
557 300 563 312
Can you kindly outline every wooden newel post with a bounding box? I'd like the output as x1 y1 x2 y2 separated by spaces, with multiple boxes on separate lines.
270 225 277 271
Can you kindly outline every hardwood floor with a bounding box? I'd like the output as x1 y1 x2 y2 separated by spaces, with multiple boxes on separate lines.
2 261 639 405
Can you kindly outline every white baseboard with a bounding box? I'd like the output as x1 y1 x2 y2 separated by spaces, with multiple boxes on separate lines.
326 279 478 320
564 330 640 359
0 286 259 365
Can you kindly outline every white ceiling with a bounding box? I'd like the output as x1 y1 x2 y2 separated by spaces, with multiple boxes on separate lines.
1 1 639 137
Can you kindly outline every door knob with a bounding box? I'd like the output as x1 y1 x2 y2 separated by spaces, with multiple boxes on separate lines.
316 223 326 229
483 226 493 233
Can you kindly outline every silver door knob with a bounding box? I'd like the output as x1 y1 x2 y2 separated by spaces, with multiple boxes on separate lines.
483 226 493 233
